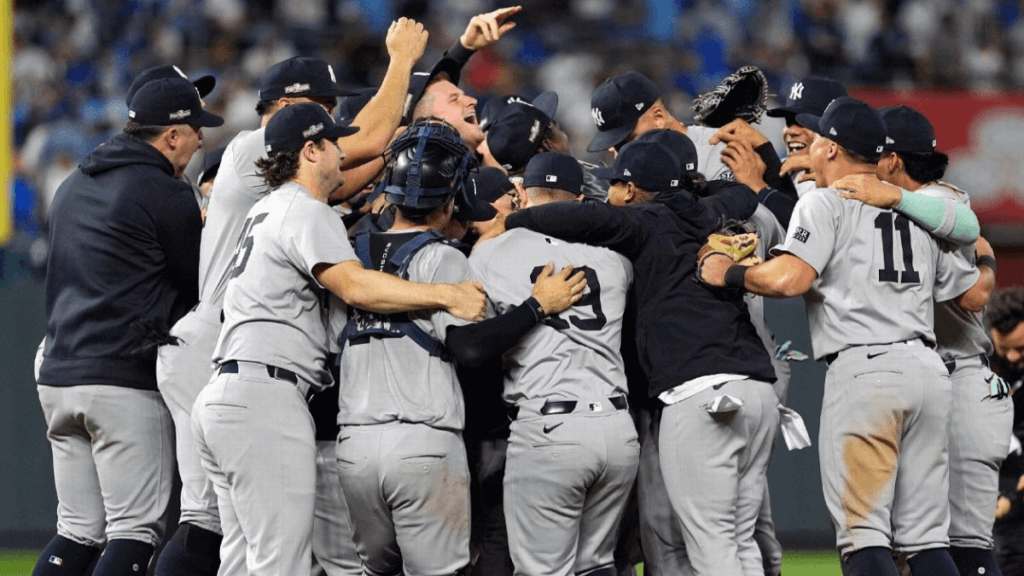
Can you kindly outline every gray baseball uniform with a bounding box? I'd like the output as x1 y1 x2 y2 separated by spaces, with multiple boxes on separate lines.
686 125 731 181
470 228 639 576
191 182 357 576
156 127 267 538
775 187 979 559
916 183 1012 551
336 233 473 576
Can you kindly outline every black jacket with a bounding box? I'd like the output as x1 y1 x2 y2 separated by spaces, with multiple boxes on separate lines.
506 184 776 399
39 133 202 390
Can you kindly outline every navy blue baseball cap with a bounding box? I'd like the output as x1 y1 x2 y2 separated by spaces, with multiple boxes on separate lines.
592 141 681 191
258 57 358 102
767 76 848 123
478 94 530 132
880 106 937 154
337 87 378 123
587 72 661 153
463 167 516 221
486 92 559 172
126 65 216 106
797 97 886 161
263 102 359 154
522 152 585 195
401 58 464 125
128 78 224 127
199 146 226 184
637 129 698 172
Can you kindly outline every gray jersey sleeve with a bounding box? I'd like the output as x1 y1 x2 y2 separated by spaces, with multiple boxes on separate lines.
687 125 732 181
406 242 474 338
773 189 839 272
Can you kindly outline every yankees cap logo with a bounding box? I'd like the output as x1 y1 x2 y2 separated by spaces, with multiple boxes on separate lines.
302 123 324 138
284 82 311 94
591 107 605 127
169 109 192 121
790 82 804 100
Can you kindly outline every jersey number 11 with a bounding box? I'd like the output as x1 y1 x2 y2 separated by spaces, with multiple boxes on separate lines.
874 212 921 284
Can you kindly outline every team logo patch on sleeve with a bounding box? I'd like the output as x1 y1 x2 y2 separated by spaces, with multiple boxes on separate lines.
793 227 810 243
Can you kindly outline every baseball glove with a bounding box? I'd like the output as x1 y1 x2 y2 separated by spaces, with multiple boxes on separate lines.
697 220 762 268
691 66 770 128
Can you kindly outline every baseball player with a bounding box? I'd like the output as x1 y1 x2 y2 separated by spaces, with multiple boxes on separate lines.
35 77 222 576
334 119 585 576
470 152 639 576
766 76 848 198
484 92 610 202
633 127 793 576
506 141 778 576
699 97 987 576
190 103 487 576
155 23 430 576
834 105 1007 576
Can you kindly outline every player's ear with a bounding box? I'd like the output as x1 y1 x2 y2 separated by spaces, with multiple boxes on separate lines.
623 181 636 204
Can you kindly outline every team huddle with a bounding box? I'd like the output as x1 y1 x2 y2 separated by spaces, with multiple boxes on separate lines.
33 5 1012 576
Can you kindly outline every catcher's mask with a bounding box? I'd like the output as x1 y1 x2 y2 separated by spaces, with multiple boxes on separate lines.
380 117 478 217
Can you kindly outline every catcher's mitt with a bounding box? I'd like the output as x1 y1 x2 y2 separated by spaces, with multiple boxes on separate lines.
697 220 762 269
692 66 770 128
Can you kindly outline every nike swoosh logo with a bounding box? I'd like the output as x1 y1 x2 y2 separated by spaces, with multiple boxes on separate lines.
543 422 563 434
867 352 887 359
985 375 996 384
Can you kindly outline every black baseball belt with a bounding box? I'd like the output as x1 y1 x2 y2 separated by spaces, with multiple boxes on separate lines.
509 395 628 421
943 353 989 375
219 360 298 385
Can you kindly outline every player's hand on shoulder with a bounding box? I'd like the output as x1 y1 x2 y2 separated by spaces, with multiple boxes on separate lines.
460 6 521 51
779 155 813 182
709 119 768 147
386 17 429 64
833 174 902 208
997 495 1013 519
447 280 487 321
530 262 587 315
720 141 767 193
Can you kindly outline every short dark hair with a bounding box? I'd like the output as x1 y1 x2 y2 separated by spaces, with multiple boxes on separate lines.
987 287 1024 335
255 99 276 117
255 142 316 189
123 121 168 143
526 185 577 204
898 150 949 183
842 145 878 165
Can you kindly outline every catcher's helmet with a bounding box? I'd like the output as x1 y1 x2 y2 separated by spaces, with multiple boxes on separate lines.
380 117 478 217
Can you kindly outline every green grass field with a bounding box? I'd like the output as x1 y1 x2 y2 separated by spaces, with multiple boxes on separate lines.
1 549 842 575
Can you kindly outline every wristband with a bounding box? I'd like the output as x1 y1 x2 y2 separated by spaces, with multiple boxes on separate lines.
724 265 748 290
524 297 546 321
977 255 997 274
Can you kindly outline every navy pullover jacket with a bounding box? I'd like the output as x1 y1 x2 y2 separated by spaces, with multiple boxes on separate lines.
38 133 202 390
506 182 777 400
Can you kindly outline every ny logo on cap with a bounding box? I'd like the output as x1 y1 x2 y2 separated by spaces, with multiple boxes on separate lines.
169 109 192 120
546 175 558 183
790 82 804 100
885 137 895 144
592 108 605 127
302 123 324 138
284 82 311 94
829 127 838 136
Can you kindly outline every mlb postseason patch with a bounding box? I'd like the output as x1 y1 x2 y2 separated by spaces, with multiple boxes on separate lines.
793 227 810 243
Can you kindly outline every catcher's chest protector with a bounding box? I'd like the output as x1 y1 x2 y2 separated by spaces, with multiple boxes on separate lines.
337 230 456 360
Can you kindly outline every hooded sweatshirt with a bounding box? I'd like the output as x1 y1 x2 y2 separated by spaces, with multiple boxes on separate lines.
39 133 202 390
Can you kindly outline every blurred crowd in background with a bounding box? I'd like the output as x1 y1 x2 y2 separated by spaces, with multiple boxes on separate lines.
7 0 1024 274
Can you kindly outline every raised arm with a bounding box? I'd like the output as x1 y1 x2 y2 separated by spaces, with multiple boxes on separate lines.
339 18 428 166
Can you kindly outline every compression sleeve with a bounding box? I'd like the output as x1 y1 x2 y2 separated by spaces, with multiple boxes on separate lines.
895 191 980 245
445 297 544 368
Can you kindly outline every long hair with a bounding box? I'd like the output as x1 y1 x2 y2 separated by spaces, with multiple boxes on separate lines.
255 147 305 189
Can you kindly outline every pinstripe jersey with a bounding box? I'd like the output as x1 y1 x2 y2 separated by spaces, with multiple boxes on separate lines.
469 228 633 404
